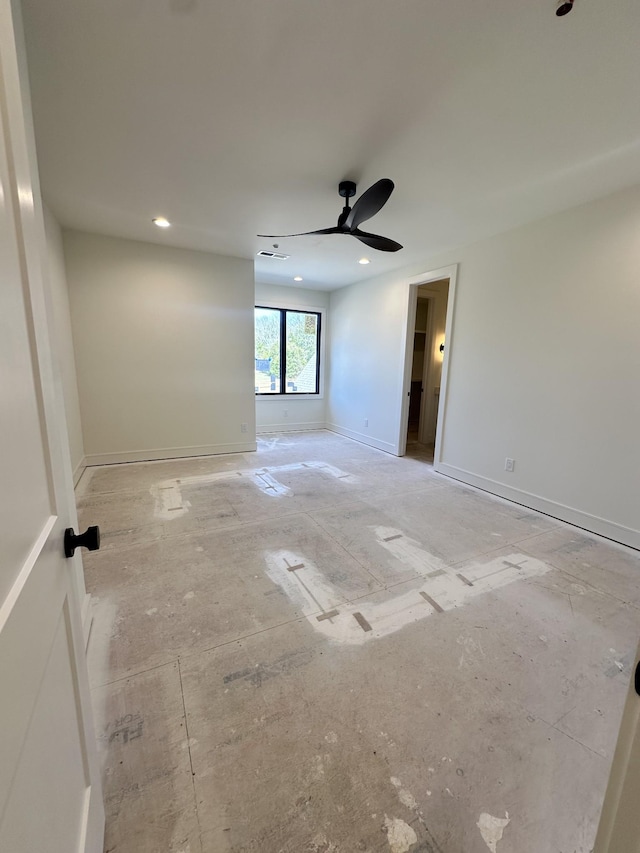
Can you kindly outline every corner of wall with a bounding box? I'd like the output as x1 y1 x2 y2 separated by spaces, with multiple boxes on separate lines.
72 456 86 487
42 205 86 473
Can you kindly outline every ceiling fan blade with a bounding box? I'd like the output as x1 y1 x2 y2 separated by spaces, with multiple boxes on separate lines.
345 179 394 230
353 229 403 253
257 227 341 238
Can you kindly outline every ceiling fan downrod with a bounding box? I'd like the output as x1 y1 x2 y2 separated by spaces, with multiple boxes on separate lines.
337 180 356 228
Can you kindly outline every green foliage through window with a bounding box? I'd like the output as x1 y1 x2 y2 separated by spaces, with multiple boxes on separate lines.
255 307 320 394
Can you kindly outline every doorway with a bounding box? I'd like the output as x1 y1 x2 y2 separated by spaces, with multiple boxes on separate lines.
407 296 430 445
398 265 456 463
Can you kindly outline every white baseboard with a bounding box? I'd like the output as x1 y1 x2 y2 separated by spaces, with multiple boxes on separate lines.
256 421 326 434
436 462 640 551
72 457 86 486
326 423 398 455
84 441 257 466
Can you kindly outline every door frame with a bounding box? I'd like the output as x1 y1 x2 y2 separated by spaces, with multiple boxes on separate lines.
594 640 640 852
397 264 457 463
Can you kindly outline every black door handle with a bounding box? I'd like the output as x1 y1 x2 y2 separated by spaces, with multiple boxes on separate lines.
64 525 100 558
635 661 640 697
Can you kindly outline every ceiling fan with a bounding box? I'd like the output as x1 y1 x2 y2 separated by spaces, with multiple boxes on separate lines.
258 179 403 253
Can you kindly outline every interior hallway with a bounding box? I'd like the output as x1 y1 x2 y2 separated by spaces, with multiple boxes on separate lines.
78 430 640 853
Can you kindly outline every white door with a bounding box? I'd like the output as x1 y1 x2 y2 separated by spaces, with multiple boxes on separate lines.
594 642 640 853
0 1 104 851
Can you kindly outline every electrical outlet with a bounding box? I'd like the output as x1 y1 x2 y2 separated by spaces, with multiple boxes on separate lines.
240 423 247 433
505 457 515 472
364 418 369 427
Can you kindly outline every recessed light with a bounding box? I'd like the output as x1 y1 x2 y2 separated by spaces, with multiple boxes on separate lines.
294 276 303 282
152 217 171 228
358 257 370 265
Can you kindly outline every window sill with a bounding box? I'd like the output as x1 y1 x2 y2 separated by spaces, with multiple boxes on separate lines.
255 394 324 401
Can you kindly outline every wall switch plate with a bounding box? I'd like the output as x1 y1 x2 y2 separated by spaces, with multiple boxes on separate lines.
505 457 515 472
364 418 369 427
283 410 288 418
241 423 247 433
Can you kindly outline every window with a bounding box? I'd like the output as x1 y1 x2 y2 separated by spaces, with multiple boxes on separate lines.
254 306 321 395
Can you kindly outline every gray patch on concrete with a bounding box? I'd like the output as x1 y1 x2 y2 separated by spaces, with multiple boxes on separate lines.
419 591 444 613
223 648 315 687
353 612 373 632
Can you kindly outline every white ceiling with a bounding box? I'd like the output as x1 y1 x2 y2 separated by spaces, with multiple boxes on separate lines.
21 0 640 291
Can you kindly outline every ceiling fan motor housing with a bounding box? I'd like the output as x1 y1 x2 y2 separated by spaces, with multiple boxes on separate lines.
339 180 357 199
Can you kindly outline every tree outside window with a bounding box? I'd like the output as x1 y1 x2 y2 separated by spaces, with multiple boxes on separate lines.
255 307 321 394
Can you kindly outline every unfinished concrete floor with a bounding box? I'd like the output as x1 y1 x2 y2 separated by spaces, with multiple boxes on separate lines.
78 430 640 853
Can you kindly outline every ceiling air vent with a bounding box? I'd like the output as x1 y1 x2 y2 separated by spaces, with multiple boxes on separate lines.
257 250 289 260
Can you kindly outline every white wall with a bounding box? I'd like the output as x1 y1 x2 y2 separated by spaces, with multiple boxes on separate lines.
42 206 85 479
64 231 256 464
328 184 640 549
254 282 328 434
328 275 409 454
